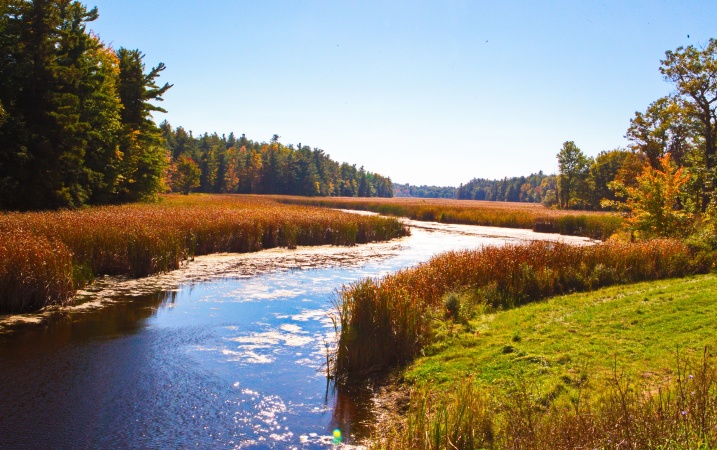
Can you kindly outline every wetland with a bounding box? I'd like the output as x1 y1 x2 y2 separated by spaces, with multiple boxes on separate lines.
0 218 590 448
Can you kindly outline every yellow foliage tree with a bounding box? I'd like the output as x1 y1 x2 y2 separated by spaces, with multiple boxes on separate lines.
606 153 692 238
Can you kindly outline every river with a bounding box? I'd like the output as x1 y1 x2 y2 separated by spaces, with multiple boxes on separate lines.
0 218 590 449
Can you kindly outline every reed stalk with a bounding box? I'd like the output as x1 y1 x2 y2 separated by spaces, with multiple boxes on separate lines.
276 196 623 240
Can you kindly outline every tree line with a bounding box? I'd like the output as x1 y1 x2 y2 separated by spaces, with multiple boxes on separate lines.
456 172 555 203
555 39 717 213
457 38 717 239
455 152 643 210
162 128 393 198
393 183 456 198
0 1 392 211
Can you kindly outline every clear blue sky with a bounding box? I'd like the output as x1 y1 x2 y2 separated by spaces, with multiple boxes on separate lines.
84 0 716 186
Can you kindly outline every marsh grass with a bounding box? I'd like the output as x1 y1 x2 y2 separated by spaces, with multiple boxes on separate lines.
0 230 75 311
0 194 408 312
276 196 623 239
333 239 707 381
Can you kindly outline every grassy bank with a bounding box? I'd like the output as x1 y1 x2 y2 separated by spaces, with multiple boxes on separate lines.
333 239 708 381
0 194 408 312
372 274 717 449
275 196 623 240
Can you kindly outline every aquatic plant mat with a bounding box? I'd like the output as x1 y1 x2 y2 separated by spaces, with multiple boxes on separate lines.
0 194 407 312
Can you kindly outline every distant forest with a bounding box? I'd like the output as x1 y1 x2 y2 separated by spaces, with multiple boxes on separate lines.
393 183 456 198
457 172 554 203
162 126 393 198
394 174 555 202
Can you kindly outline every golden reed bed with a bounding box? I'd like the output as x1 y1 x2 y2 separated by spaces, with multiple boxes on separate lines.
274 196 623 239
0 194 407 312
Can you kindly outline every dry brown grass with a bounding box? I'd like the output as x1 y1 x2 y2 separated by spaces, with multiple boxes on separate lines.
0 230 75 312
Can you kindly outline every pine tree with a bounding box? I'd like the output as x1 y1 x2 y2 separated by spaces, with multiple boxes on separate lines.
115 48 172 201
0 0 103 209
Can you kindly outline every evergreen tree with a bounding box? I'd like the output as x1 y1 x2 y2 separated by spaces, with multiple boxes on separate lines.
0 0 102 209
115 48 172 201
81 39 124 203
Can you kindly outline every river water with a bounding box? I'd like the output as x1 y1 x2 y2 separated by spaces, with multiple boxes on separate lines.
0 219 590 448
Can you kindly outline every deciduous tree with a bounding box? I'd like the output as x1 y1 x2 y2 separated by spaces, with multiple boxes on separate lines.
626 96 696 168
608 153 691 238
661 39 717 211
557 141 590 208
170 155 201 195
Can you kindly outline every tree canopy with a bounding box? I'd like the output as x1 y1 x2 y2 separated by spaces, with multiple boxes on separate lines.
456 172 554 204
393 183 456 199
660 38 717 212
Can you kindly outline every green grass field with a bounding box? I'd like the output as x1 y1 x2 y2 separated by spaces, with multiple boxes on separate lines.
372 274 717 449
409 274 717 391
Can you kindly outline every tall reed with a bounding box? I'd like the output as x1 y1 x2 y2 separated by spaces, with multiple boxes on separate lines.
0 194 408 312
333 239 705 380
0 230 75 312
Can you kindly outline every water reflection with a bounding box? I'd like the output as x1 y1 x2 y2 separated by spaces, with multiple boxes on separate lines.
330 383 376 441
0 290 177 350
0 223 591 448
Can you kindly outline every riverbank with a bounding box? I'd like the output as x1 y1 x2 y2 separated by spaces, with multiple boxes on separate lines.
273 196 623 240
0 194 408 313
332 238 708 382
366 273 717 449
0 216 592 336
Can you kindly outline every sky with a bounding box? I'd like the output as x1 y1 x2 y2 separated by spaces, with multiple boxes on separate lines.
83 0 716 186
